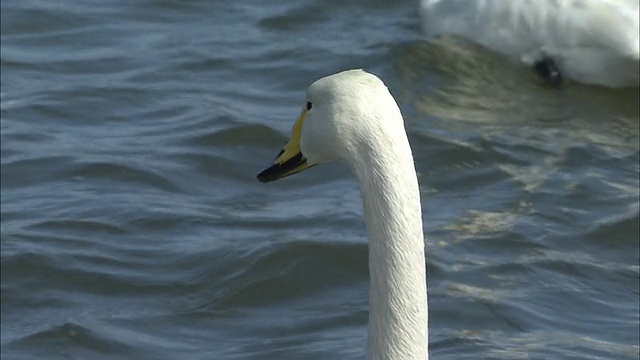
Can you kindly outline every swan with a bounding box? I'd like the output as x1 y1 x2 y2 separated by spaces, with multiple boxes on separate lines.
419 0 640 87
257 69 428 359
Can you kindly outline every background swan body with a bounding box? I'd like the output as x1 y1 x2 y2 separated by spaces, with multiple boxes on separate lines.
419 0 640 87
258 70 428 359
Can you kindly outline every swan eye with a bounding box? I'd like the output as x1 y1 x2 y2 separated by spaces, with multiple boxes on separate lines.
306 101 312 111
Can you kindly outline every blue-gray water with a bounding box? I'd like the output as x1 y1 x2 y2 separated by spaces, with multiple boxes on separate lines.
1 1 639 359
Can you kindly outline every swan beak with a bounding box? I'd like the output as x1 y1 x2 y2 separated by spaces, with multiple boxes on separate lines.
257 109 313 183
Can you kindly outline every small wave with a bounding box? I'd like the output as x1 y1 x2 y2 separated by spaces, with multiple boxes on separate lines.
27 219 128 235
431 328 639 360
68 161 181 193
188 124 283 149
4 320 155 360
1 155 74 190
582 207 640 248
191 241 368 311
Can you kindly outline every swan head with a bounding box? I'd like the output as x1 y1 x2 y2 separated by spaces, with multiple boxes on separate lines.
257 69 404 182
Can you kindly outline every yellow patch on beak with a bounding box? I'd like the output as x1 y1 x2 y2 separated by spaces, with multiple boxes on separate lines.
257 109 314 183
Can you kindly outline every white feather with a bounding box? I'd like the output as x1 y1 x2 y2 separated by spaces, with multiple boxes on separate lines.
419 0 640 87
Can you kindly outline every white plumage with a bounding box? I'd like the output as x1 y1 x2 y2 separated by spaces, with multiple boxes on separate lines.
258 70 428 359
419 0 640 87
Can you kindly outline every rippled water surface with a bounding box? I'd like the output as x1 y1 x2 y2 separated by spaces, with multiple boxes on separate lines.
2 1 639 359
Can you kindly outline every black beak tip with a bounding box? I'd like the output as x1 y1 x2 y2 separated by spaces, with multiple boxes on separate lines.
257 166 277 183
257 173 271 183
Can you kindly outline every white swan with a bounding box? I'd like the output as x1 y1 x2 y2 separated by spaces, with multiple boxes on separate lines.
419 0 640 87
258 70 428 359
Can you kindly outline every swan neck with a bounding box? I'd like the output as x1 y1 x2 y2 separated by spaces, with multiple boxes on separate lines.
353 143 428 360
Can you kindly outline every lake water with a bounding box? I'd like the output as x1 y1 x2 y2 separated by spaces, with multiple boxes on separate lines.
1 1 639 359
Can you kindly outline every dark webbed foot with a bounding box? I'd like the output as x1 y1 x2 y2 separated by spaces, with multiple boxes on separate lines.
534 58 562 88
